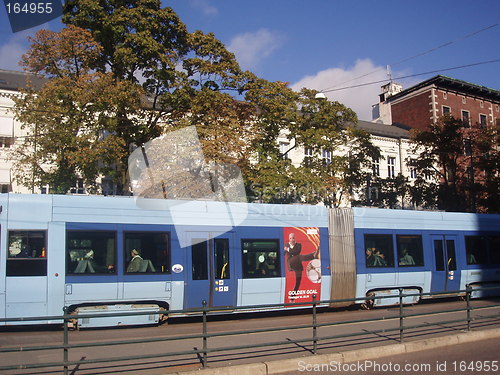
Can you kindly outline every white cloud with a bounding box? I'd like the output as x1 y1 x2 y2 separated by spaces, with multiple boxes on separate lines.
189 0 218 16
291 59 417 121
227 29 283 71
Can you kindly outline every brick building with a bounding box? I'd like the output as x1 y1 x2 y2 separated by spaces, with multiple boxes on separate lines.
373 75 500 130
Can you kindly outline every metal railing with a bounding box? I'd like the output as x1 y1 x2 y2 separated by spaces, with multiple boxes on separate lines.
0 285 499 374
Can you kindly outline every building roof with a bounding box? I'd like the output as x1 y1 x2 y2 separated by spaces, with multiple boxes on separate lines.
387 75 500 102
353 120 410 139
0 69 46 92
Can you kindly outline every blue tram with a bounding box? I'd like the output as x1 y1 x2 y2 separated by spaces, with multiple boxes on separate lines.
0 194 498 327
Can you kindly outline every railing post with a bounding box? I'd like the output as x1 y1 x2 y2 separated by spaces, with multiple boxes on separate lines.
466 285 472 331
312 294 317 355
63 306 69 375
399 288 404 343
202 300 208 367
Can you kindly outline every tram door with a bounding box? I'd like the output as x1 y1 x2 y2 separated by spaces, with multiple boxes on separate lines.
185 232 235 310
4 230 49 321
431 235 460 293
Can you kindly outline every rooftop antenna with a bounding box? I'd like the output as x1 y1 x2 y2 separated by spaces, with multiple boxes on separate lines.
386 65 393 83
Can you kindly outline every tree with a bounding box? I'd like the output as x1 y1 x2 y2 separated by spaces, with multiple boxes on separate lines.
59 0 193 193
408 175 438 210
243 79 301 203
373 174 410 209
13 0 380 205
12 26 135 193
286 89 381 207
410 115 499 213
14 0 254 194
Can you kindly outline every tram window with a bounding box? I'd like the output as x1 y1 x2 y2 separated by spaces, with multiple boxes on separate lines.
434 240 445 271
446 240 457 271
396 235 424 267
465 236 488 265
214 239 230 279
7 231 47 276
192 239 208 280
124 232 170 274
67 231 116 275
242 240 280 278
364 234 394 268
490 237 500 264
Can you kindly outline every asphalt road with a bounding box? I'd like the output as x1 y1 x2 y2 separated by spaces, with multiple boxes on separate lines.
0 297 499 374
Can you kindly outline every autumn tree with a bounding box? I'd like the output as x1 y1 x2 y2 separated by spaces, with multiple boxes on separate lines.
12 26 138 193
410 115 499 213
14 0 380 205
15 0 255 194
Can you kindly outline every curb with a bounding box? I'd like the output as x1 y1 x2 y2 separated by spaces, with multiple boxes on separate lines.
172 328 500 375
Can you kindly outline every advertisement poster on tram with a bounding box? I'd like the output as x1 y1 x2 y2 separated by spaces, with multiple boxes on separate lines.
284 227 321 304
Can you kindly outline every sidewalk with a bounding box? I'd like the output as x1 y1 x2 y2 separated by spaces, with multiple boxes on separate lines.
171 328 500 375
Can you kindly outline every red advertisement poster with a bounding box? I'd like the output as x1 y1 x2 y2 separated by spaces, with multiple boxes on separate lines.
284 227 321 304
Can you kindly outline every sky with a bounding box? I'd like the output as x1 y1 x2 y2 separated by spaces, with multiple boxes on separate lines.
1 0 499 121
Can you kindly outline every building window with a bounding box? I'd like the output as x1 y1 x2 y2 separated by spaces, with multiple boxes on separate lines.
0 136 14 148
304 147 313 167
480 100 484 108
279 142 290 159
322 149 332 165
464 138 473 156
70 178 85 194
442 106 451 115
409 161 417 179
40 185 50 194
479 114 487 128
462 96 466 104
387 157 396 178
442 92 447 99
241 240 280 278
372 158 380 177
101 178 116 196
0 184 10 193
466 166 474 182
462 110 470 126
